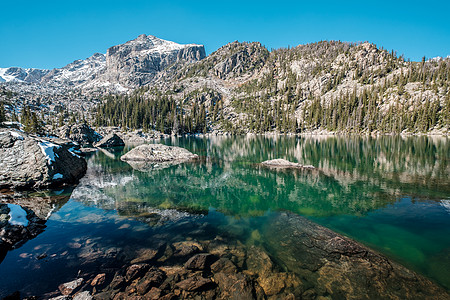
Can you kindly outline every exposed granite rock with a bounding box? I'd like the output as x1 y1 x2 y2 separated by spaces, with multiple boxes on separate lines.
58 278 83 295
105 34 206 87
96 127 169 144
58 124 102 145
0 129 87 189
93 133 124 148
120 144 198 170
261 158 315 169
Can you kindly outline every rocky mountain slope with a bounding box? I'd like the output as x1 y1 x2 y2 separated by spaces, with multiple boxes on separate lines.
95 40 449 134
0 34 206 126
1 36 449 134
0 34 205 91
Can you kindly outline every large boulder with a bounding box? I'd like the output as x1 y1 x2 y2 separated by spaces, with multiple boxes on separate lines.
261 159 315 169
121 144 198 163
94 133 125 148
0 129 87 189
58 123 102 145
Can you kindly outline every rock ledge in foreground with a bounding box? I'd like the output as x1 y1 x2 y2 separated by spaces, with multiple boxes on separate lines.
261 159 315 169
120 144 198 163
0 129 87 189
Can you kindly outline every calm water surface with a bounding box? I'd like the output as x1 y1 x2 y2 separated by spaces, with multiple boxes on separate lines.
0 135 449 296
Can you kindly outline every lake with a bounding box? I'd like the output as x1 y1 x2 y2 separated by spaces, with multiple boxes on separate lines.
0 135 449 297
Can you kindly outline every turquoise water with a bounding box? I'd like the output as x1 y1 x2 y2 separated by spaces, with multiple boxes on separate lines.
0 135 449 296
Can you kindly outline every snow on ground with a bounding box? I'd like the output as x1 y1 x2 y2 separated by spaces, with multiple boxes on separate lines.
7 204 29 226
38 140 60 165
0 68 23 82
52 173 63 180
68 147 81 158
9 131 24 140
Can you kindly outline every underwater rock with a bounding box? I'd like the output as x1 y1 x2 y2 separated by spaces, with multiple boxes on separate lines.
184 253 217 271
135 267 166 295
175 276 214 292
263 212 450 299
213 272 258 300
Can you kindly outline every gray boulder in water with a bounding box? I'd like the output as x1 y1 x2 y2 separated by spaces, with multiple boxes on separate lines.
94 133 125 148
58 123 102 145
0 129 87 189
121 144 198 162
261 159 315 169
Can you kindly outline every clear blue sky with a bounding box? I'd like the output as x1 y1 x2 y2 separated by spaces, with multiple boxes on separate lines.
1 0 449 69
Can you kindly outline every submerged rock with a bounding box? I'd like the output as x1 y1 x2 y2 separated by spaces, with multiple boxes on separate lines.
0 129 87 189
121 144 198 162
261 158 315 169
175 276 214 292
93 133 124 148
263 212 450 299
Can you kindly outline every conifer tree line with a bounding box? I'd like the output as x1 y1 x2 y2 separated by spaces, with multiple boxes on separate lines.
92 41 448 134
94 87 223 134
20 106 44 134
226 41 450 133
0 102 6 124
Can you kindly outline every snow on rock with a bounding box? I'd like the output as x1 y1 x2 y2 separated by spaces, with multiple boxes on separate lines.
7 203 29 226
38 140 60 165
53 173 64 180
9 131 24 140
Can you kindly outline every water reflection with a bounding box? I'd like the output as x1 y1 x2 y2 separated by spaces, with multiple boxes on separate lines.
75 135 449 218
69 135 450 290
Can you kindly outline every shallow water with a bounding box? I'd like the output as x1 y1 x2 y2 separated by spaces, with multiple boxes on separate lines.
0 135 449 296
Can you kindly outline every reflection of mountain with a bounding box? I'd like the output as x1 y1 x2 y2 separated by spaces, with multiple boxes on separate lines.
70 152 202 226
73 136 449 219
172 135 450 198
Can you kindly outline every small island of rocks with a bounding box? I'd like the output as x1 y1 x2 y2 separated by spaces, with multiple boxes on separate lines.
120 144 199 172
261 159 315 169
121 144 198 163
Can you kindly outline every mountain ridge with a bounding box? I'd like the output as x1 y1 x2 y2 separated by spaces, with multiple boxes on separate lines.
0 34 206 91
1 35 449 135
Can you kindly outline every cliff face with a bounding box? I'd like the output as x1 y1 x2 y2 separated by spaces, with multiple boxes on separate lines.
0 34 206 90
104 34 205 87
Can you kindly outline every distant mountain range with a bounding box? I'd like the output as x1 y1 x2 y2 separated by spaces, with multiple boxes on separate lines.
0 34 205 91
1 34 448 134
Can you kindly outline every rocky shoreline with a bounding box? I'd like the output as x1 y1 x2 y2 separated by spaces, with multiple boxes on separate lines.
2 212 441 300
0 129 87 190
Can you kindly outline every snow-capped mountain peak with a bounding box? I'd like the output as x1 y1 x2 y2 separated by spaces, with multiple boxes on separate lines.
0 34 205 91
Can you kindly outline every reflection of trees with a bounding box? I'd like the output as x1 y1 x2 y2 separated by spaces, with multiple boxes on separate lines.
77 135 449 219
